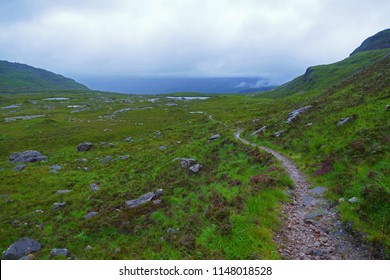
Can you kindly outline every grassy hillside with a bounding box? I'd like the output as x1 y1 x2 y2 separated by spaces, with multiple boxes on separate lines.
258 49 390 98
235 55 390 257
0 60 89 93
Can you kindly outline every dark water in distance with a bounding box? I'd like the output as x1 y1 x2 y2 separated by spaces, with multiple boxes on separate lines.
77 76 276 94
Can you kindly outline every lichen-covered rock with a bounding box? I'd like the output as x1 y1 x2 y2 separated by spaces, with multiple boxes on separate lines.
2 238 42 260
126 189 163 208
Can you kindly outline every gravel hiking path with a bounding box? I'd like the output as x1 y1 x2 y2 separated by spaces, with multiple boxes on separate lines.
234 129 373 260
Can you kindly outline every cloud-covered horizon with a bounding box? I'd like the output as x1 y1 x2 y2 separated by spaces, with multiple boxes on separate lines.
1 0 389 85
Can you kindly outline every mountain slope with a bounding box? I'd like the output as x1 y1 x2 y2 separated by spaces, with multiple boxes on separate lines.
351 28 390 56
0 60 89 93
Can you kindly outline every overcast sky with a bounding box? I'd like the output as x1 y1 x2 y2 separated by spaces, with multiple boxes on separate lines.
1 0 389 85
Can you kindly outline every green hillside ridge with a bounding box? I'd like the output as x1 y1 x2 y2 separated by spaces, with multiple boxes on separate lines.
0 60 89 93
259 49 390 98
351 28 390 56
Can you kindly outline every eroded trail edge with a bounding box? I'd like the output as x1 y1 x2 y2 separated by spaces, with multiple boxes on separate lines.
234 129 372 260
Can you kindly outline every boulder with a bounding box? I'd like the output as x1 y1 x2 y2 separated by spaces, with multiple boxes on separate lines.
348 197 359 203
9 150 47 163
49 248 70 258
337 117 353 126
308 186 327 197
126 189 163 208
209 134 221 141
189 164 202 173
179 158 197 169
84 211 98 219
77 142 93 152
52 202 66 210
286 106 312 123
2 238 42 260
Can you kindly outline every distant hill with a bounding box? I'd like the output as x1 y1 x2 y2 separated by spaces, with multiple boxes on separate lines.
259 29 390 98
0 60 89 93
350 28 390 56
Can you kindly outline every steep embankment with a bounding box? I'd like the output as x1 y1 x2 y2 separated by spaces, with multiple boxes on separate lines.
0 60 88 93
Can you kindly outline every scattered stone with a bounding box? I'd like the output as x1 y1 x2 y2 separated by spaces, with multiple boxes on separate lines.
49 164 62 173
179 158 197 169
304 211 324 221
90 183 99 192
52 202 66 210
13 165 26 172
166 102 177 107
209 134 221 141
337 117 353 126
2 238 42 260
286 106 312 123
76 158 88 163
274 130 284 137
85 245 93 251
156 130 161 136
124 137 133 142
248 126 266 138
307 122 313 126
101 156 112 164
9 150 47 163
339 197 345 203
49 248 70 258
56 190 71 194
126 189 163 208
153 199 161 205
120 155 130 160
189 164 202 173
308 186 327 197
42 97 69 101
302 195 315 207
84 211 98 219
100 142 117 148
348 197 359 203
159 146 167 151
252 118 261 123
77 142 93 152
386 105 390 111
5 115 45 122
1 104 21 110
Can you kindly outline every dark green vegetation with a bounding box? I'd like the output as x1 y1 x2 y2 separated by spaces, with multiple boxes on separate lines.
0 60 88 93
1 30 389 259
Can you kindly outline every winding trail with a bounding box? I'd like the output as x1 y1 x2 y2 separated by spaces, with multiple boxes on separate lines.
234 129 372 260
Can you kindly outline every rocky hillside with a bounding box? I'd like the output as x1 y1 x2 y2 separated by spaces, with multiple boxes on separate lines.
0 60 89 93
350 28 390 56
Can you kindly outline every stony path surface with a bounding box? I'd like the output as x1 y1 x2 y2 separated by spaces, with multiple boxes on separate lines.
234 129 373 260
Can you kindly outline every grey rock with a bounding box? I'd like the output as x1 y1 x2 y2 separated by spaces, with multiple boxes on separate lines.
56 190 71 194
52 202 66 210
77 158 88 163
13 165 26 172
339 197 345 203
90 183 99 192
159 145 167 151
9 150 47 163
49 248 70 258
209 134 221 141
386 105 390 111
49 164 62 173
126 192 155 208
252 118 261 123
302 195 315 207
304 211 323 221
307 122 313 126
156 130 161 136
120 155 130 160
126 189 163 208
248 126 266 138
124 137 133 142
337 117 354 126
274 130 284 137
348 197 359 203
84 211 98 219
308 186 327 197
2 238 42 260
286 106 312 123
102 156 112 164
100 142 117 148
1 104 21 110
189 164 202 173
180 158 197 168
77 142 93 152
